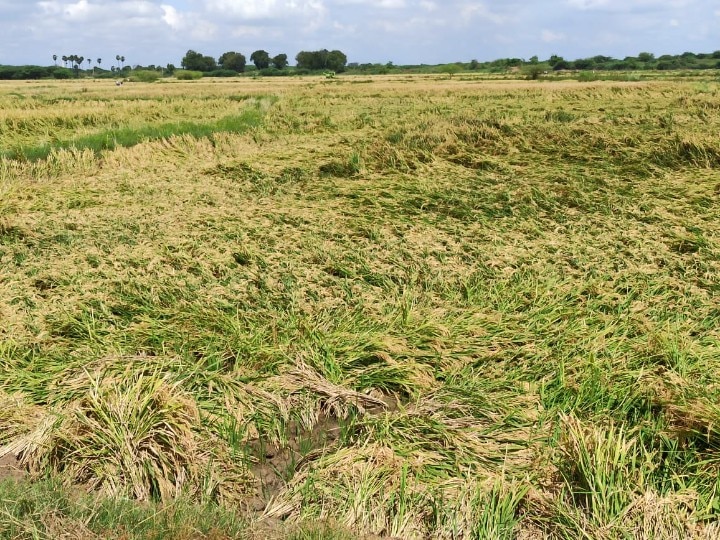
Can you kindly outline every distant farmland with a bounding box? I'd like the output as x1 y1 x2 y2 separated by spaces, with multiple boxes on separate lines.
1 73 719 539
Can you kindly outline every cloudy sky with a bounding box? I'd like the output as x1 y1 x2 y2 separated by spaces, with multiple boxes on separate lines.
0 0 718 67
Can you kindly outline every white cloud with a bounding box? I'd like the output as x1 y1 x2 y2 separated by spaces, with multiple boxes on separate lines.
0 0 718 67
460 3 506 25
566 0 607 9
161 4 184 29
204 0 325 20
566 0 693 11
38 0 166 23
541 29 565 42
332 0 405 6
189 19 218 40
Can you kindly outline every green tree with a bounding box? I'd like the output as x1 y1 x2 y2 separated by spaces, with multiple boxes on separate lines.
469 59 480 70
523 64 544 80
574 58 594 70
182 50 217 72
218 51 246 72
638 52 655 62
54 68 72 79
271 53 288 70
53 54 58 66
295 50 316 70
437 64 461 78
548 54 564 67
326 50 348 72
250 50 270 69
296 49 347 72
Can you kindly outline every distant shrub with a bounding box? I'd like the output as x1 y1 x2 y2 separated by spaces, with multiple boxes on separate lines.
258 67 290 77
0 65 55 80
524 65 545 80
53 68 73 79
204 69 238 78
437 64 462 77
129 70 161 83
175 70 203 80
577 71 598 82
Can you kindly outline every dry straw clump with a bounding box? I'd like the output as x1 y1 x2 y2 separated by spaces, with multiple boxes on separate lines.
1 369 253 503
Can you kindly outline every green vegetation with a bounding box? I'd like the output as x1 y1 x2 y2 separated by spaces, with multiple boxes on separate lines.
181 50 218 72
0 92 271 161
128 69 161 83
3 49 717 81
0 74 719 538
219 51 248 73
0 477 249 539
0 65 74 80
295 49 348 73
175 69 203 80
251 50 271 70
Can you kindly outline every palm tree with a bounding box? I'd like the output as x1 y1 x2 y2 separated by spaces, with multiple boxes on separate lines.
120 56 126 70
62 55 68 67
53 54 58 66
116 54 120 70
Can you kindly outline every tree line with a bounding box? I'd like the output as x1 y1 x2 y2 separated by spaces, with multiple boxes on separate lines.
180 48 347 74
181 49 286 73
54 54 129 71
469 51 720 73
1 48 718 81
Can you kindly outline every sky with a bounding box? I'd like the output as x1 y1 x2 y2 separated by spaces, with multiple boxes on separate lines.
0 0 718 67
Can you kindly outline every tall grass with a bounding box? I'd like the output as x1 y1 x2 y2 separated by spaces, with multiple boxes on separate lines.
1 99 269 161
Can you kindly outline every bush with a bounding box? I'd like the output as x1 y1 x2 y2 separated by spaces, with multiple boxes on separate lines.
523 65 545 80
258 67 290 77
129 70 161 83
175 70 203 80
437 64 462 77
52 68 73 79
0 65 55 80
577 71 598 82
203 69 238 78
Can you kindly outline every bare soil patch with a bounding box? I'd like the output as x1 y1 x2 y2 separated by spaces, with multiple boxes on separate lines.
0 453 25 482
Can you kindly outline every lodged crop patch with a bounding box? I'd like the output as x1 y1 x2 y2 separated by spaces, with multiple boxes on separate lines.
0 74 719 538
